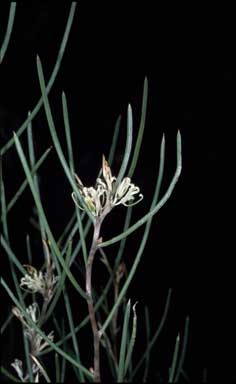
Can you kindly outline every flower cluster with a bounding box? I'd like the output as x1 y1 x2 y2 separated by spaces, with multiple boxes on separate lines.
12 303 54 355
11 241 57 381
12 303 54 381
11 359 39 382
20 264 58 301
72 155 143 217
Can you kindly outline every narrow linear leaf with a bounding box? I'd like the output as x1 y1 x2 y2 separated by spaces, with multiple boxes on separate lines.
174 317 190 382
124 302 138 377
118 300 131 382
3 147 51 218
36 55 94 223
62 91 74 171
55 354 61 383
143 306 151 382
0 178 26 307
116 104 133 185
27 115 47 243
128 77 148 178
23 330 34 382
1 3 77 155
0 366 19 382
0 2 17 63
108 114 121 165
57 211 77 246
1 174 9 241
60 321 67 383
169 333 180 382
1 235 26 276
63 287 85 382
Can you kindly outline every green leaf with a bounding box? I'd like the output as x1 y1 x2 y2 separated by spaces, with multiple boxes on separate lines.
128 77 148 178
55 354 61 383
118 300 131 382
36 55 95 223
173 317 190 382
1 3 77 155
169 333 180 382
0 2 17 63
63 287 85 382
124 302 138 377
27 114 47 244
1 235 26 275
1 171 9 241
1 173 26 307
23 329 34 382
62 91 75 172
108 115 121 166
143 306 151 382
2 147 51 218
57 211 76 246
0 366 19 382
116 104 133 185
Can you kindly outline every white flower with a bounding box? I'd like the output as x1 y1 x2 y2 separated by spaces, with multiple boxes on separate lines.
72 155 143 217
26 302 40 323
11 359 24 381
112 177 143 206
20 265 58 299
11 358 39 382
12 303 54 355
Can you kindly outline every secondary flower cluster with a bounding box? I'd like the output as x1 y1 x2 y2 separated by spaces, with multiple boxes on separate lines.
72 155 143 217
11 242 58 381
20 264 58 302
12 303 54 381
12 303 54 355
11 359 39 382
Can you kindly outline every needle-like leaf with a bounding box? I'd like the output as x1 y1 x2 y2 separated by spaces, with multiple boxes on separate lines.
0 2 17 63
1 3 77 155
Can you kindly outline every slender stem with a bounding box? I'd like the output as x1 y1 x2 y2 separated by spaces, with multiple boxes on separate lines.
112 281 119 361
86 218 102 382
38 298 50 327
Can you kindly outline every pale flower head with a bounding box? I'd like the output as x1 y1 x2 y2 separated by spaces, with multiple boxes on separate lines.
11 358 39 381
20 264 58 300
11 359 25 381
72 155 143 217
12 303 54 356
26 302 40 323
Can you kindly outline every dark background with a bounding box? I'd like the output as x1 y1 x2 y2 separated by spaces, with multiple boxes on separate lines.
1 2 235 381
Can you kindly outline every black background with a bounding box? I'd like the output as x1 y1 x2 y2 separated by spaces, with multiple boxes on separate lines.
1 1 235 381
